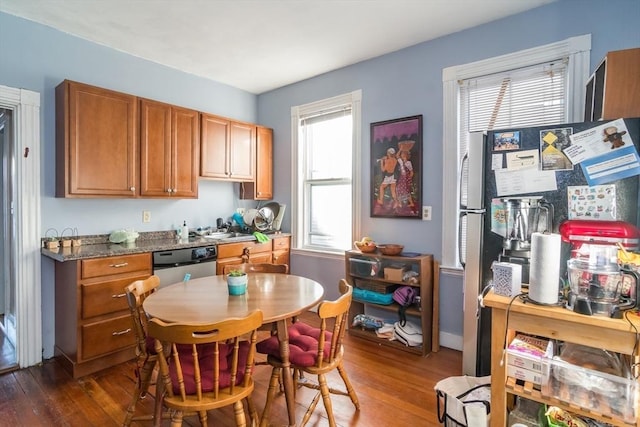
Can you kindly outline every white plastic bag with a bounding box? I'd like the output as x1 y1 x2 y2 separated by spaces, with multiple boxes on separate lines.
435 375 491 427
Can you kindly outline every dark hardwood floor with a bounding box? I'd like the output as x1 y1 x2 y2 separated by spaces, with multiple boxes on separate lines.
0 312 461 426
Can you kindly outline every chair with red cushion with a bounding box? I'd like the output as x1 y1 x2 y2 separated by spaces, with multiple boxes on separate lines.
256 280 359 427
148 309 263 427
123 275 162 426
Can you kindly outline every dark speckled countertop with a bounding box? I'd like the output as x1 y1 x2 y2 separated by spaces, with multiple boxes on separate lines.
41 230 289 262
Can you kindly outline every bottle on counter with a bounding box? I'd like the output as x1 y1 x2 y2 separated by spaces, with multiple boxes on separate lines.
180 221 189 240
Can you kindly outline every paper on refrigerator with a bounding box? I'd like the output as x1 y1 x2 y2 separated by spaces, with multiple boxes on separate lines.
494 167 557 196
563 118 632 164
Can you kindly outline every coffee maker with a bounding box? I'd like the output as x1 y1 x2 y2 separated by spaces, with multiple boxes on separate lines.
560 219 640 318
498 196 554 283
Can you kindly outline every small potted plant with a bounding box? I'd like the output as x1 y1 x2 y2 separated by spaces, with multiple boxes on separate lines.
226 269 248 295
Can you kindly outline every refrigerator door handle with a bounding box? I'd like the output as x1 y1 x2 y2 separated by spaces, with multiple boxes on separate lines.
458 211 467 267
459 151 469 210
458 209 486 267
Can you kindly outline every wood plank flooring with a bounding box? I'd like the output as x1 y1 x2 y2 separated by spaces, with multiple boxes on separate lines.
0 312 461 426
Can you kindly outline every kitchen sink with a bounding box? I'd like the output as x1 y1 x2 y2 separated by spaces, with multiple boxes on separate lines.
202 232 255 242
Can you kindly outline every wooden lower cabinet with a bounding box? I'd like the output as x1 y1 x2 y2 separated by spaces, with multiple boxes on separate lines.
272 236 290 267
216 235 291 274
54 253 152 378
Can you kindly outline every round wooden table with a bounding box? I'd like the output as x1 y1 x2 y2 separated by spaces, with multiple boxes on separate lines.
143 273 325 427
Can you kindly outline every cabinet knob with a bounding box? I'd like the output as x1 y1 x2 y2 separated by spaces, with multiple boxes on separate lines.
130 186 135 192
166 188 173 193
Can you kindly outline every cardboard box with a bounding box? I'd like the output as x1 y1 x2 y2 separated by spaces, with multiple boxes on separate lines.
507 364 544 386
384 264 409 281
507 334 553 374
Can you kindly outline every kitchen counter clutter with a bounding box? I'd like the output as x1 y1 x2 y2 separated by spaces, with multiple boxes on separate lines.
41 230 289 262
484 290 640 427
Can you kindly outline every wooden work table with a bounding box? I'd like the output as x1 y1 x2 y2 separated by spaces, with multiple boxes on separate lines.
483 290 640 427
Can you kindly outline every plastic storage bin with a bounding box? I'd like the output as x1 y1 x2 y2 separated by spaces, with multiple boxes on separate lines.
349 257 381 277
541 356 637 423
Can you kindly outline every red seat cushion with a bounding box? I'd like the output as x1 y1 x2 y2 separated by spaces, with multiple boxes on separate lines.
145 335 157 355
256 322 332 367
168 342 252 395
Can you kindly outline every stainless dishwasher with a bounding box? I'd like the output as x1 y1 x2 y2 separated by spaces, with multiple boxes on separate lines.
152 245 217 287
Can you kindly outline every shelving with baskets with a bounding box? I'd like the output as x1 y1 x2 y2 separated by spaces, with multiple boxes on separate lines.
344 250 438 356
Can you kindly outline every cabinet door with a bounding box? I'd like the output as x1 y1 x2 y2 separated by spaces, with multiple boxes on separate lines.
140 100 199 198
140 99 172 197
171 106 199 198
272 250 290 267
241 126 273 200
200 113 230 178
56 80 138 197
600 48 640 120
229 121 255 181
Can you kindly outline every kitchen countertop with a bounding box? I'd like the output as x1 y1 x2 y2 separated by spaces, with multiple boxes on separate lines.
41 230 289 262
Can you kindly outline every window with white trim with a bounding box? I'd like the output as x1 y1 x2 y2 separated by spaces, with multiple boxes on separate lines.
291 91 362 253
441 35 591 270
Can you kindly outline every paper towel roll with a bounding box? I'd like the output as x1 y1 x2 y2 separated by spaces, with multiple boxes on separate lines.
528 232 561 304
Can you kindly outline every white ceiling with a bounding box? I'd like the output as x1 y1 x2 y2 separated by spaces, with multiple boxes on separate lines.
1 0 556 94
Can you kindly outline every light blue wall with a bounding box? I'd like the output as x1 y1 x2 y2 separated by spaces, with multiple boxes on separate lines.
0 12 262 358
257 0 640 348
1 0 639 358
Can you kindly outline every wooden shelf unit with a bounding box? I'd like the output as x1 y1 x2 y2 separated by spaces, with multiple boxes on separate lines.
345 250 439 356
484 291 640 427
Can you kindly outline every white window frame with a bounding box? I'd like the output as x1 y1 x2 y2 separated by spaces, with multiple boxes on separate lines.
291 90 362 255
441 35 591 270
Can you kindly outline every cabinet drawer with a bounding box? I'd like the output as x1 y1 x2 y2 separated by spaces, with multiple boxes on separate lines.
81 314 135 360
217 241 272 258
81 273 150 319
273 236 290 250
81 253 151 279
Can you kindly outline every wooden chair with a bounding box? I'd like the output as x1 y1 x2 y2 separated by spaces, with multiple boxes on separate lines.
256 280 360 427
123 275 162 426
222 263 289 275
148 309 263 427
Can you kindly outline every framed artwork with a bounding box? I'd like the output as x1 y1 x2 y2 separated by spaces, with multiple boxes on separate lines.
371 115 422 218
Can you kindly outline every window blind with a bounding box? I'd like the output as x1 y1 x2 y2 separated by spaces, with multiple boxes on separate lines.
457 59 568 260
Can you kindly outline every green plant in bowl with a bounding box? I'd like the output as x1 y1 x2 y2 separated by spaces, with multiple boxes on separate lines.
226 270 248 295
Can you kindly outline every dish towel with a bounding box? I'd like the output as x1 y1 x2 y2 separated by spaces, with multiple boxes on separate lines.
253 231 270 243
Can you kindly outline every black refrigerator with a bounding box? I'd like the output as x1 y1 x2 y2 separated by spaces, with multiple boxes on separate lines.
460 117 640 376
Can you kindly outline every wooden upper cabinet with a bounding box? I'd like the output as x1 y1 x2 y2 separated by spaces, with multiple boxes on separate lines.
240 125 273 200
140 99 199 198
200 114 231 179
585 48 640 121
229 121 256 181
200 113 255 182
56 80 138 197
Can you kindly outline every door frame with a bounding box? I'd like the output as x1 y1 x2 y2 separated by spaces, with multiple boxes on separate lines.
0 85 41 368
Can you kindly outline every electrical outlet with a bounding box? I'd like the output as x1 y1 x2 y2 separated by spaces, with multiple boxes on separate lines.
422 206 432 221
142 210 151 223
236 208 246 216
